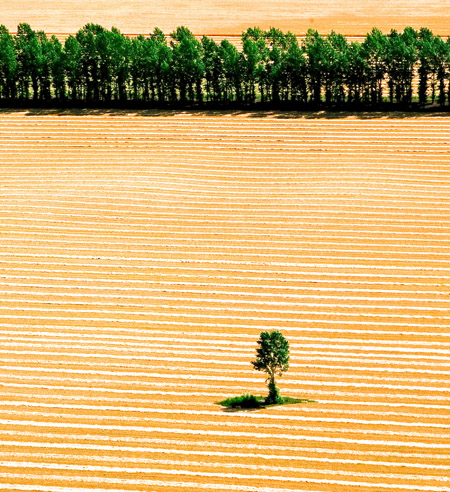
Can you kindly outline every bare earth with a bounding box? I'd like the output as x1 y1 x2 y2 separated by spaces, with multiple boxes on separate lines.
3 0 450 35
0 110 449 491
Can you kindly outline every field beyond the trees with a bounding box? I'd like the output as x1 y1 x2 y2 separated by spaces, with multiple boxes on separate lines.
2 0 450 35
0 110 449 491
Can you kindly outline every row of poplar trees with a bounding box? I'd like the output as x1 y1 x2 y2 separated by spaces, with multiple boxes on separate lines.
1 23 450 107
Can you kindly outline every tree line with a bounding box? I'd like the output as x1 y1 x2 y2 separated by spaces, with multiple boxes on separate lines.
1 23 450 108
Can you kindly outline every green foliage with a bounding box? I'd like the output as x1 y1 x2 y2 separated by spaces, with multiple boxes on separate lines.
417 28 449 105
217 394 316 410
201 35 224 102
384 27 418 105
252 330 290 404
252 330 290 375
170 26 205 103
1 23 450 108
64 35 82 100
0 25 17 98
219 394 262 409
282 33 307 103
303 29 325 104
220 39 243 102
14 23 37 99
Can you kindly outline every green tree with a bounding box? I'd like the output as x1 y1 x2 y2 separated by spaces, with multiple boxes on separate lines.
107 27 130 101
304 29 326 105
384 28 418 105
49 35 66 100
36 31 54 101
346 41 368 105
361 28 387 105
201 35 224 102
264 27 287 103
96 28 113 101
0 25 17 99
92 25 128 101
148 28 172 103
281 33 307 104
323 31 348 105
443 37 450 106
170 26 204 103
418 28 448 106
252 330 290 404
64 35 82 100
435 37 450 106
220 39 243 103
142 32 158 102
14 23 38 99
401 27 419 105
129 35 145 100
76 24 104 101
242 27 267 103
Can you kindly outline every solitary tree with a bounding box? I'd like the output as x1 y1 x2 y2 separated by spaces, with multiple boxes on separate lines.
252 330 290 404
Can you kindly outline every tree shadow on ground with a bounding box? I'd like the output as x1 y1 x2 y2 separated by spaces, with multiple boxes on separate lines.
0 106 449 119
221 406 262 413
216 397 316 412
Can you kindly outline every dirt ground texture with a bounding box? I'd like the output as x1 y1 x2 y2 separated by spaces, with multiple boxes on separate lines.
3 0 450 35
0 110 449 491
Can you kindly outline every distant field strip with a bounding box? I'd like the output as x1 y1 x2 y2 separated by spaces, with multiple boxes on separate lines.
0 111 449 492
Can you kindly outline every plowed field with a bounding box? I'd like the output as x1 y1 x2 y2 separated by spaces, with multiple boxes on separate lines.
3 0 450 35
0 110 449 492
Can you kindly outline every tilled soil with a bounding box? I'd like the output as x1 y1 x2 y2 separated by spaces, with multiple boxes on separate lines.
2 0 450 35
0 110 449 492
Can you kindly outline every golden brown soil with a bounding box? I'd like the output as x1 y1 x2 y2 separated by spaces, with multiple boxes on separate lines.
0 110 449 491
2 0 450 35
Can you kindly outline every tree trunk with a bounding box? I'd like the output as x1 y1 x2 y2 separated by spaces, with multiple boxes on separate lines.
266 372 281 404
196 79 203 103
438 77 445 106
32 77 39 100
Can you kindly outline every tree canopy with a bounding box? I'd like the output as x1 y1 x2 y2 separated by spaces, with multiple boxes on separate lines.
1 23 450 109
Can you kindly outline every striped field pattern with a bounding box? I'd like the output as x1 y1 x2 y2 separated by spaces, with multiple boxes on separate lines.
0 110 449 491
3 0 450 37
